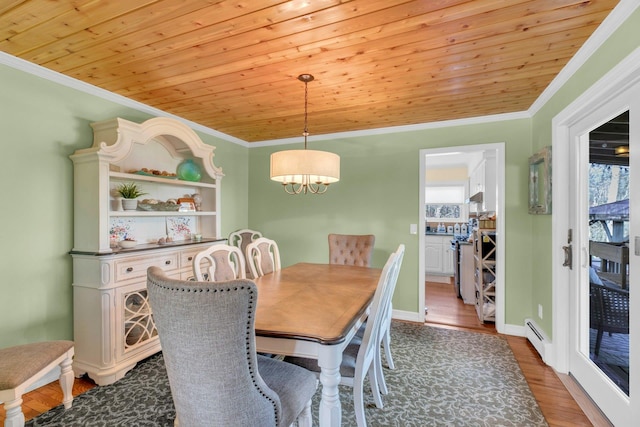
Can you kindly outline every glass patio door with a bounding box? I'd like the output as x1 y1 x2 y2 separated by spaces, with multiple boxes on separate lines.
568 88 637 426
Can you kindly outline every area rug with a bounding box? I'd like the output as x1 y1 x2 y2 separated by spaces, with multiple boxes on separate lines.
27 322 547 426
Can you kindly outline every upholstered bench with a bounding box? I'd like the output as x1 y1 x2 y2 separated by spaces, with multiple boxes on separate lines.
0 341 74 427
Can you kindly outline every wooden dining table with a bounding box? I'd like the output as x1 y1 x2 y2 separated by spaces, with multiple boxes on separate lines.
253 262 382 427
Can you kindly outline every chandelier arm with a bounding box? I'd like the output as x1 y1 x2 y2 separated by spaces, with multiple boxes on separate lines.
307 182 329 194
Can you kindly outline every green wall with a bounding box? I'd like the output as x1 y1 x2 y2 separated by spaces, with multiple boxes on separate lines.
0 64 249 347
249 121 533 319
529 6 640 335
1 6 638 348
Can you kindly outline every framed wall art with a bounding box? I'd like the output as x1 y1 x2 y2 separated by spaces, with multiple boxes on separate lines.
529 146 552 214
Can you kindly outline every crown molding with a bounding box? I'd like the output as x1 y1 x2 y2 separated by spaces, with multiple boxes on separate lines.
250 111 530 147
0 52 249 147
528 0 640 115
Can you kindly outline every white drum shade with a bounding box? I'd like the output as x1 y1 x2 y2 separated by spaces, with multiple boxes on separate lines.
270 149 340 185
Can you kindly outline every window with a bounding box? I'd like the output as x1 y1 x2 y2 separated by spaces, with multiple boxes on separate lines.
425 185 467 222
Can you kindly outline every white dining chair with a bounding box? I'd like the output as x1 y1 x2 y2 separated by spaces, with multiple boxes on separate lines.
376 244 404 394
285 246 402 427
246 237 281 279
351 244 404 396
228 229 263 277
192 243 246 281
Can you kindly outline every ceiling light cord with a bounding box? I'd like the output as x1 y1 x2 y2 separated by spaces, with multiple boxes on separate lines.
303 75 309 150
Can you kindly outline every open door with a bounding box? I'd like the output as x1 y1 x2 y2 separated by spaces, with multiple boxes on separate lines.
554 57 640 425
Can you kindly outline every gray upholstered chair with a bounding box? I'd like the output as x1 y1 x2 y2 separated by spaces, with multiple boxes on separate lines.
192 243 246 281
285 245 403 427
229 229 262 277
147 267 317 427
246 237 281 279
328 234 375 267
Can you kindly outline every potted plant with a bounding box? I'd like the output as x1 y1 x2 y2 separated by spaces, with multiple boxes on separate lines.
116 182 147 211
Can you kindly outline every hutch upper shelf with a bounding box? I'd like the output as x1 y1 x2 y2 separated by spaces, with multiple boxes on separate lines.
70 117 224 254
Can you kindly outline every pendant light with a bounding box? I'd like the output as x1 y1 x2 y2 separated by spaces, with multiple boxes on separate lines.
270 74 340 194
615 145 629 157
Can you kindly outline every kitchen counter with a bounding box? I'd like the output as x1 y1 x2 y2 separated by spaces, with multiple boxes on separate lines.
425 231 454 236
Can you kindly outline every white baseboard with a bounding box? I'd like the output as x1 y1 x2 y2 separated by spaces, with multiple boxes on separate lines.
503 323 525 337
425 274 452 284
392 309 422 323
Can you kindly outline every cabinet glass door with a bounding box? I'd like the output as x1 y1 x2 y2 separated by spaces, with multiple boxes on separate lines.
123 290 158 350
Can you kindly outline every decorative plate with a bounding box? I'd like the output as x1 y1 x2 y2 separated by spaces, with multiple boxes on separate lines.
134 170 178 179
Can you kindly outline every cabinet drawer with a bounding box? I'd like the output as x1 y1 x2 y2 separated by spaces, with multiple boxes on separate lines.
115 254 179 282
180 249 201 268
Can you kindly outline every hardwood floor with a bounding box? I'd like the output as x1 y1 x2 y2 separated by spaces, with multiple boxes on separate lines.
426 279 610 427
1 281 607 426
0 375 95 424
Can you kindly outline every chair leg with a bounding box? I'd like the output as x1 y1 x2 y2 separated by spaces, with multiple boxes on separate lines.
3 397 25 427
353 379 367 427
374 350 388 396
368 363 384 409
59 353 74 409
294 399 313 427
594 328 604 356
382 326 395 370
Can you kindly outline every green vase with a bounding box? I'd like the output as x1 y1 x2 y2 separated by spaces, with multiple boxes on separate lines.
177 159 201 182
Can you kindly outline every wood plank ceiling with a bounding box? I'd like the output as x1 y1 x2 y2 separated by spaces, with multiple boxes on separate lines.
0 0 620 143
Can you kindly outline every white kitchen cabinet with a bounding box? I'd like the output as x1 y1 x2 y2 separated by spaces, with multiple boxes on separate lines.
482 152 497 212
468 151 496 213
425 238 443 272
425 235 454 275
69 117 225 385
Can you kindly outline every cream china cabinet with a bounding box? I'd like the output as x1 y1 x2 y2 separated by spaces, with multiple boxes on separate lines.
69 117 224 385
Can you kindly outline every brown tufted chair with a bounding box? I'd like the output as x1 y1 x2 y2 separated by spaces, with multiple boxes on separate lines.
328 234 375 267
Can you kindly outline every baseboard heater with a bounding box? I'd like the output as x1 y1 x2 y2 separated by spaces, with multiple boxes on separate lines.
525 318 550 363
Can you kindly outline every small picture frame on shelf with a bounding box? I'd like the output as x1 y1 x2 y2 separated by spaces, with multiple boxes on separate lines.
178 197 196 212
166 217 194 241
178 202 196 212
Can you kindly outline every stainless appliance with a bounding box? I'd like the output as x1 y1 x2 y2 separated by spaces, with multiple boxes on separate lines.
450 233 470 298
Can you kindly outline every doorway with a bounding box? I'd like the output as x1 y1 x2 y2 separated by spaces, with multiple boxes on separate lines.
419 144 505 333
552 49 640 426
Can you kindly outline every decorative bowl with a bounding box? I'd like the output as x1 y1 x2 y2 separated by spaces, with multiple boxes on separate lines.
118 240 138 249
176 158 202 182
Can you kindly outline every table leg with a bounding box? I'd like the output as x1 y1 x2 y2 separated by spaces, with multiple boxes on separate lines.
317 345 343 427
